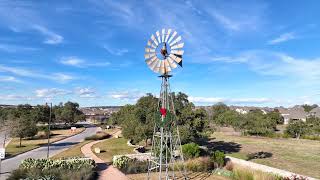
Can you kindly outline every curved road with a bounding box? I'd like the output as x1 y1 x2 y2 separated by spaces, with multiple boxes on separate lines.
0 124 99 180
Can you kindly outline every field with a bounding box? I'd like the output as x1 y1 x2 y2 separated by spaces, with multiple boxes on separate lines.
6 128 84 157
209 132 320 179
92 137 134 163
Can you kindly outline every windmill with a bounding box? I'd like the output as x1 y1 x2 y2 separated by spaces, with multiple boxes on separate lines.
145 28 187 179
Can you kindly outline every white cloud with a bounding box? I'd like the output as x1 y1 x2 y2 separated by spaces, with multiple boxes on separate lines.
60 57 84 67
53 73 74 83
0 76 22 83
0 43 38 53
268 32 296 45
189 96 272 104
0 94 33 101
109 90 145 101
75 87 97 98
35 88 70 98
200 50 320 84
103 45 128 56
0 64 75 83
59 56 110 68
32 25 63 44
210 12 240 31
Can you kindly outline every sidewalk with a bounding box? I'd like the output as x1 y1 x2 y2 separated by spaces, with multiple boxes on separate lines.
81 130 127 180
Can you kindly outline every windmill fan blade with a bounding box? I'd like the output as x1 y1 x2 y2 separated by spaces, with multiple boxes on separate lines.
156 30 161 43
146 56 158 65
151 34 158 46
167 31 177 44
150 59 159 71
160 60 165 74
169 54 182 63
170 42 184 50
167 57 178 69
144 52 156 60
145 47 155 53
164 59 172 72
164 29 172 42
161 29 165 43
169 36 182 46
148 40 157 49
171 50 184 56
153 60 162 73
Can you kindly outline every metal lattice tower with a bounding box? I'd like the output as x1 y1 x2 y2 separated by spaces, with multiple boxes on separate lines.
145 28 187 179
147 75 187 180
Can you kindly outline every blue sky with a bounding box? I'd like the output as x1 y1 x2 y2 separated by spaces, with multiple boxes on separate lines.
0 0 320 107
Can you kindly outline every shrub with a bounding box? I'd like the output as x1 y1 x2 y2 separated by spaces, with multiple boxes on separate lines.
113 156 130 169
84 132 111 140
182 143 200 159
20 158 95 170
125 159 148 174
211 150 225 168
174 157 214 172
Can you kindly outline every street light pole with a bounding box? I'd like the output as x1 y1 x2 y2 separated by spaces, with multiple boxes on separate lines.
47 103 52 159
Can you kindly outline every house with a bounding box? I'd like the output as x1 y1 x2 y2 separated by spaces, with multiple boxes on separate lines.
278 106 307 124
308 107 320 118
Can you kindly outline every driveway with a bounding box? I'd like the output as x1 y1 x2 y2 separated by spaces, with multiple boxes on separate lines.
0 124 99 180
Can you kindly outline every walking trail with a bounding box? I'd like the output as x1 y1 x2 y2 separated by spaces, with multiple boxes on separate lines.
81 129 128 180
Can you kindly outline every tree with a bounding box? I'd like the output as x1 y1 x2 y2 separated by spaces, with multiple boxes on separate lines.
33 105 51 124
54 102 85 124
211 103 230 122
243 109 277 136
302 104 318 113
9 105 38 147
267 110 284 124
306 116 320 136
286 120 308 139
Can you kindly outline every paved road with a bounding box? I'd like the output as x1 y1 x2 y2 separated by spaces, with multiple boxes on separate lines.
0 124 99 180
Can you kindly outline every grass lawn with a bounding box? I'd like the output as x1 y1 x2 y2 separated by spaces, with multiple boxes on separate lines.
127 172 229 180
210 132 320 179
92 137 134 163
51 140 92 159
6 128 85 157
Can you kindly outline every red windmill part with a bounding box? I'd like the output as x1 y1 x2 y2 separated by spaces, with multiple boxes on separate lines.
160 108 167 116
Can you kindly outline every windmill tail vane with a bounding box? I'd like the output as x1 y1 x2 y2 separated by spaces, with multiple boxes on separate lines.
145 28 188 179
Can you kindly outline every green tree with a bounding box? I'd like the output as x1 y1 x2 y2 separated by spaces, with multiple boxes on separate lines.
267 110 284 124
9 105 38 147
286 120 308 139
302 104 318 113
54 102 85 124
210 103 230 122
244 109 276 136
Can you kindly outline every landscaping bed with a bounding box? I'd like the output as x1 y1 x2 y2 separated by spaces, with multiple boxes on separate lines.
8 157 97 180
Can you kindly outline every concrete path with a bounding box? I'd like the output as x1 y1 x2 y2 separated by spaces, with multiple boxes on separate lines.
81 130 127 180
0 124 99 180
228 156 318 180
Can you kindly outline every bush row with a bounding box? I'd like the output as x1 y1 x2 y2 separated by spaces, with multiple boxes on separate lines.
20 158 95 170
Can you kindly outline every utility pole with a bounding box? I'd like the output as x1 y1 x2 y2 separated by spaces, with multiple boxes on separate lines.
47 103 52 159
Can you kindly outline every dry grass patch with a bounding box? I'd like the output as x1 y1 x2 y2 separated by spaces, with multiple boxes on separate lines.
127 171 229 180
211 132 320 179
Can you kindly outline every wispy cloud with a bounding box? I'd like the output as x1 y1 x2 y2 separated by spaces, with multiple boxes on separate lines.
59 56 110 68
268 32 296 45
189 96 272 104
109 90 145 101
103 45 128 56
0 43 38 53
200 50 320 84
0 76 22 83
32 25 63 45
0 64 75 83
35 88 71 98
0 94 33 101
74 87 97 98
